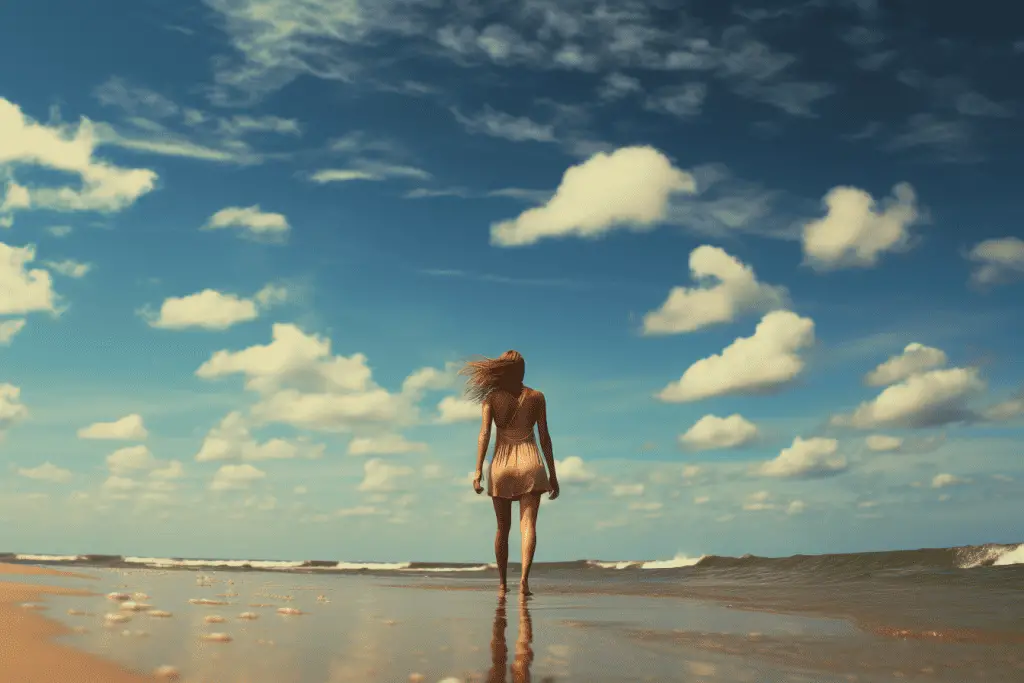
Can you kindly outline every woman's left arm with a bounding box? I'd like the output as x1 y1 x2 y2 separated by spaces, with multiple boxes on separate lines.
473 400 492 492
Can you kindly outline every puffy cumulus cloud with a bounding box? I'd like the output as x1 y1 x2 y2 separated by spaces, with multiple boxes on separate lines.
105 445 161 476
77 414 148 441
357 458 413 492
679 414 759 450
0 98 156 219
489 146 696 247
642 246 787 335
865 434 903 452
150 460 185 479
0 383 29 431
196 323 372 395
831 367 984 429
436 396 480 423
0 241 59 315
756 437 847 478
801 183 920 270
210 463 267 491
144 284 289 330
967 237 1024 286
556 456 595 484
401 362 460 396
0 319 26 345
196 324 454 433
657 311 815 402
864 343 948 387
742 490 776 511
195 411 325 462
17 462 72 483
202 205 290 241
347 433 428 456
932 473 968 488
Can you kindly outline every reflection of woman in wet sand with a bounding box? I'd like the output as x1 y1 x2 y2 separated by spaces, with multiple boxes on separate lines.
487 596 534 683
461 351 560 597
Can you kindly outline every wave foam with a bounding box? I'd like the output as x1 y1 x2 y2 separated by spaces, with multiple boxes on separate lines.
14 554 84 562
586 554 705 570
992 544 1024 566
124 557 307 569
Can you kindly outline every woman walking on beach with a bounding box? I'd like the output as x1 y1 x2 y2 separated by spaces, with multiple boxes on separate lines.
461 350 560 597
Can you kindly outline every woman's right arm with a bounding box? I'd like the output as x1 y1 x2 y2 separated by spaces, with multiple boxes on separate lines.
536 393 558 487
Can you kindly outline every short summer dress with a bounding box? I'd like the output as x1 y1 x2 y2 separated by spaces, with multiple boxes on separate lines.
487 389 551 500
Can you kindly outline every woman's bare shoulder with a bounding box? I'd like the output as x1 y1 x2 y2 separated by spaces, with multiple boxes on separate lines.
526 387 544 400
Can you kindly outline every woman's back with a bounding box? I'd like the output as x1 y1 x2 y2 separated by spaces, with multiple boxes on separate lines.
489 386 539 431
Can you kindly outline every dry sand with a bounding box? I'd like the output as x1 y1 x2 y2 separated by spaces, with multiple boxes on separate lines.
0 563 156 682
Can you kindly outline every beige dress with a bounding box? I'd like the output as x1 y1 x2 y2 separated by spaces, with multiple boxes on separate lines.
487 389 551 500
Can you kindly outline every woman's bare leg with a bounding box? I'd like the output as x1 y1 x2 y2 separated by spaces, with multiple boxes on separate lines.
492 497 513 595
518 493 541 595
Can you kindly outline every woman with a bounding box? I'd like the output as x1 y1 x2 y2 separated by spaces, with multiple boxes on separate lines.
460 350 560 597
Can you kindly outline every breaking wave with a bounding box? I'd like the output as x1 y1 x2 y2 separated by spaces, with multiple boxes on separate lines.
2 543 1020 576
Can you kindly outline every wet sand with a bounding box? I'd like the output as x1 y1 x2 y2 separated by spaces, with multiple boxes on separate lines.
4 564 1023 682
0 563 157 682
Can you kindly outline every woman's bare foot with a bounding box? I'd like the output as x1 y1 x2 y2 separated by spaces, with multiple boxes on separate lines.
519 582 532 596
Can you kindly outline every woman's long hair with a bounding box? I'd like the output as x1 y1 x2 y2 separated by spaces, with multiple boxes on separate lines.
459 350 526 404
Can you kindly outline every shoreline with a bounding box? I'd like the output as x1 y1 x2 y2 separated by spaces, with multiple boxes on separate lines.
0 563 157 682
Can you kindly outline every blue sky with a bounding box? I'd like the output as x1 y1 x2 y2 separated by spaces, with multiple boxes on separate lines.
0 0 1022 563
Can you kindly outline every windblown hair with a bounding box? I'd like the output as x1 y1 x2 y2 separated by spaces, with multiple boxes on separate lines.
458 350 526 404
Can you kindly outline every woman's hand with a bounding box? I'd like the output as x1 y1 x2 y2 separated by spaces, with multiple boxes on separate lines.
473 471 484 494
549 475 560 500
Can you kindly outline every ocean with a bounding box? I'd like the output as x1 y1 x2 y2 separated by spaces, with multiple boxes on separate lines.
5 542 1023 682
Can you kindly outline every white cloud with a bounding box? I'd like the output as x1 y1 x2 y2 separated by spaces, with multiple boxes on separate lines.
801 183 920 270
599 72 642 101
145 284 287 330
831 367 984 429
436 396 480 423
865 434 903 452
0 98 157 218
611 483 644 496
310 162 430 183
196 323 372 394
742 490 775 511
347 433 428 456
195 411 325 462
357 459 413 492
490 146 696 247
657 310 815 402
106 445 160 477
210 463 267 491
756 436 847 478
787 500 806 515
967 237 1024 286
17 462 72 483
0 241 59 315
0 383 29 431
44 259 91 278
556 456 595 483
452 106 555 143
0 319 26 345
196 324 432 433
679 414 759 450
202 205 290 240
931 473 967 488
642 246 787 334
47 225 72 238
150 460 184 479
983 396 1024 422
864 343 948 386
78 414 148 441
